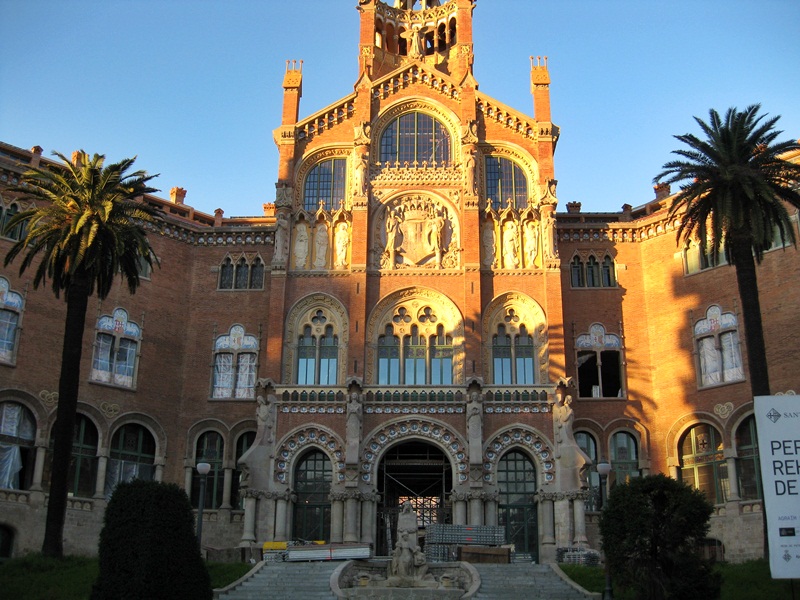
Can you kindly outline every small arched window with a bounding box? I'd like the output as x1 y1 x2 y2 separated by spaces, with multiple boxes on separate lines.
192 431 224 509
694 305 744 388
735 416 761 500
611 431 639 483
485 156 528 210
379 112 451 165
0 401 36 490
90 308 142 389
212 325 259 399
0 277 24 365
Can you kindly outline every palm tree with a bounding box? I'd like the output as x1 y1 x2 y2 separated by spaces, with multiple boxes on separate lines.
3 151 160 557
655 105 800 397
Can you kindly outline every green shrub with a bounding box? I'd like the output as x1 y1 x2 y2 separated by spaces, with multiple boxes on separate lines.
599 474 721 600
91 479 212 600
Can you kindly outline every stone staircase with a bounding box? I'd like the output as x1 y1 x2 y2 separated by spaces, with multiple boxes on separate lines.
215 560 339 600
215 560 597 600
472 563 596 600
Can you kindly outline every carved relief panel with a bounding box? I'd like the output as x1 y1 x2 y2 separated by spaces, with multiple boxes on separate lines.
372 194 460 270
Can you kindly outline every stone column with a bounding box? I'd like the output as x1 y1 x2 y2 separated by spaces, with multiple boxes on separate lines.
154 458 165 482
30 445 47 491
451 491 468 525
725 454 741 501
240 490 259 545
184 466 194 493
361 492 379 545
274 491 291 541
221 467 233 509
263 492 278 541
538 491 557 564
554 495 571 549
468 491 484 526
330 492 345 544
572 492 588 547
483 492 499 527
344 491 360 543
94 455 108 499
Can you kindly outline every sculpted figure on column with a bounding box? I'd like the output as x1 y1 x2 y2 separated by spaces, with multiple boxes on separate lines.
466 390 483 464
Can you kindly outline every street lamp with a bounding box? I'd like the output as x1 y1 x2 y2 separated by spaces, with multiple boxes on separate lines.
596 459 613 600
196 462 211 547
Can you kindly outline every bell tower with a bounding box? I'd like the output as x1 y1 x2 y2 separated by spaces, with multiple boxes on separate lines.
358 0 475 81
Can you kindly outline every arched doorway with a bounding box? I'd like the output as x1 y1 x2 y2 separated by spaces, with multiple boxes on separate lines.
292 449 332 542
376 440 452 555
497 450 538 561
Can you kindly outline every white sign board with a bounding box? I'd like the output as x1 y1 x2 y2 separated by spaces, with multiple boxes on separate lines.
754 395 800 579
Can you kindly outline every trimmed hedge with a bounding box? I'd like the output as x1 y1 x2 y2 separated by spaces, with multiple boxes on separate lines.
91 479 212 600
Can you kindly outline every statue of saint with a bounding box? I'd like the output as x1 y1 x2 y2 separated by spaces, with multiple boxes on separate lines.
273 213 288 263
524 220 539 267
293 222 309 268
334 222 349 268
385 209 398 267
313 223 328 268
503 221 519 269
481 223 495 268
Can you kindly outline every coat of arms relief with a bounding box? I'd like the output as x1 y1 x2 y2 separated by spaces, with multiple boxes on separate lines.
375 195 459 270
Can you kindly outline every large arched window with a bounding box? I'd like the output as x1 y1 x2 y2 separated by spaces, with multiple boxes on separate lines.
379 112 451 165
611 431 639 484
44 414 98 498
303 158 347 212
679 424 728 505
192 431 224 509
497 450 538 559
485 156 528 210
0 401 36 490
293 450 332 542
735 416 761 501
104 423 156 499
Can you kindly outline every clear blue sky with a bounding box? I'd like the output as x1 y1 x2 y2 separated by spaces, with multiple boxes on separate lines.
2 0 798 217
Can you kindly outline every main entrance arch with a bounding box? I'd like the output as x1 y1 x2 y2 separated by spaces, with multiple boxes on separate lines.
376 440 452 555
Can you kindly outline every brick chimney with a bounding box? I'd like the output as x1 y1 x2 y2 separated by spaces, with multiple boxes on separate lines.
30 146 43 168
654 182 671 201
566 201 582 214
214 208 224 227
170 187 187 204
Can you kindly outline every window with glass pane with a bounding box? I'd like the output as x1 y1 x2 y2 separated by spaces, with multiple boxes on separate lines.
90 309 141 389
430 326 453 385
235 353 257 398
1 204 24 240
680 424 728 505
0 309 19 363
46 414 98 498
105 424 156 499
404 326 427 385
379 112 450 165
694 306 744 388
232 431 256 509
213 353 234 397
212 325 259 398
492 325 513 384
485 156 528 210
586 257 601 287
192 431 224 509
219 257 234 289
570 256 585 287
304 159 347 211
293 450 332 542
611 432 639 483
234 257 249 289
249 257 264 289
319 327 338 385
735 416 761 500
602 256 616 287
515 326 535 385
0 402 36 490
378 326 401 385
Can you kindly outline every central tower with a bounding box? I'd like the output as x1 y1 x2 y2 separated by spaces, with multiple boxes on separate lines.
358 0 476 82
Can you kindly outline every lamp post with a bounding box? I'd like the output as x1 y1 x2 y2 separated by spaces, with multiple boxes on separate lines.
196 462 211 547
597 459 613 600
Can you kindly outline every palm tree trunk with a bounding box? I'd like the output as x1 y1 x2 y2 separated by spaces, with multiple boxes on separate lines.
731 243 771 396
41 272 91 558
